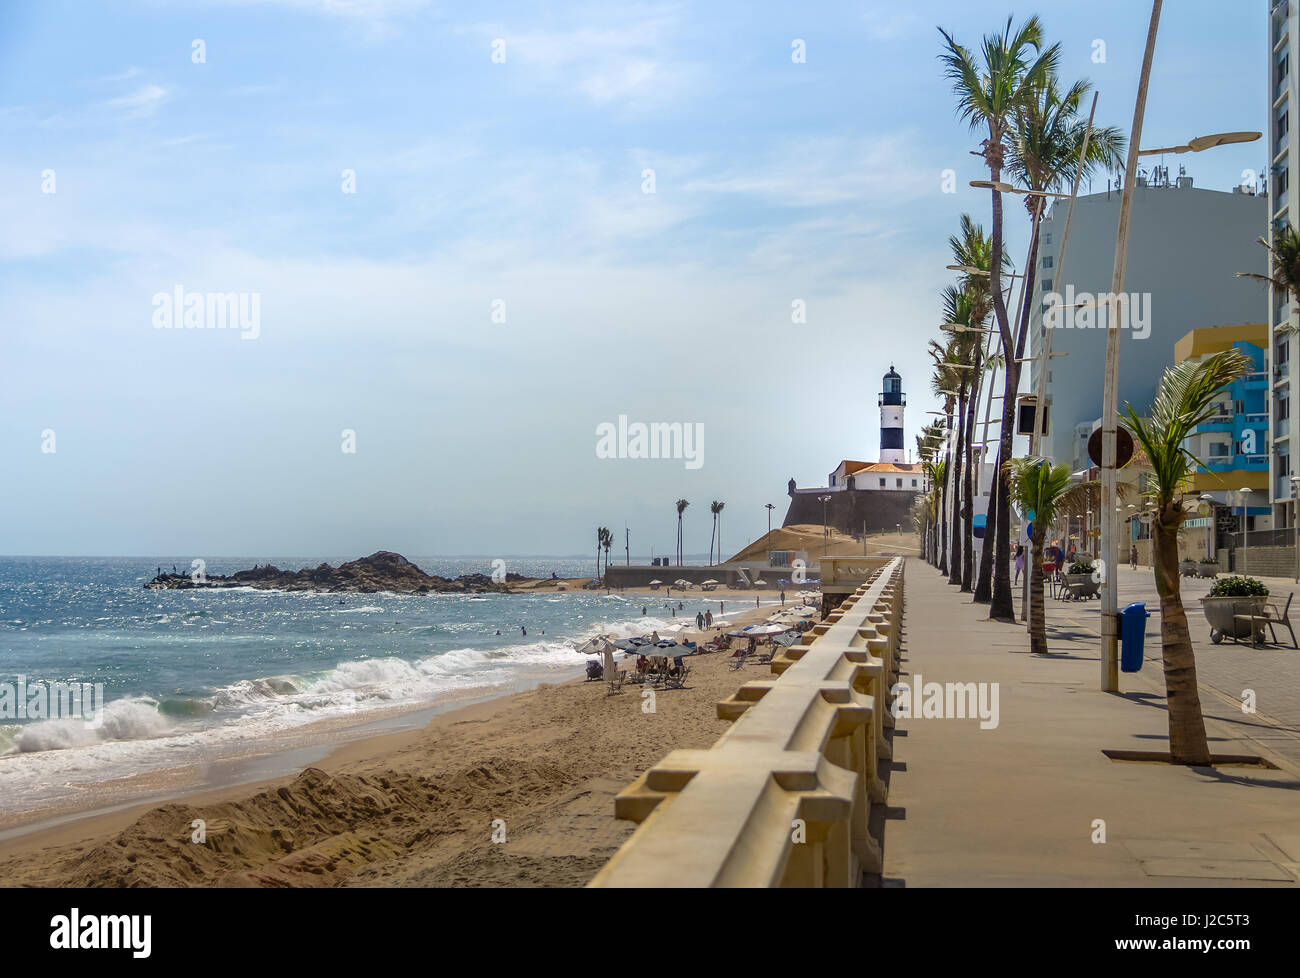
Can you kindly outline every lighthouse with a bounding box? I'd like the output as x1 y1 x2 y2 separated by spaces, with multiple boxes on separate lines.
878 365 906 463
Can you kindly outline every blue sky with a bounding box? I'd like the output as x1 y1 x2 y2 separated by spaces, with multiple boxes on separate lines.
0 0 1271 558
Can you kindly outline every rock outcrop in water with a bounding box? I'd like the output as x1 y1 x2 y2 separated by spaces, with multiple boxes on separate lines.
144 551 521 594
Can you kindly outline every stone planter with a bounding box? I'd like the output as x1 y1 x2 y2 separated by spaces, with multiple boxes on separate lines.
1064 573 1099 599
1180 559 1198 577
1197 561 1219 579
1199 595 1267 644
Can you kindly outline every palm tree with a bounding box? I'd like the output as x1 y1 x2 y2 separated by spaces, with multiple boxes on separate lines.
939 285 985 589
928 338 966 573
1003 458 1095 655
709 501 725 564
939 16 1057 620
928 459 948 565
1121 349 1253 765
602 528 613 575
1237 225 1300 332
675 499 689 566
948 215 1003 594
995 73 1124 614
596 526 608 578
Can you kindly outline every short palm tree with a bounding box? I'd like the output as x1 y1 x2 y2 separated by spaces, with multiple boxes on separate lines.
1121 349 1253 765
602 528 613 574
1003 457 1094 655
675 499 689 566
596 526 608 578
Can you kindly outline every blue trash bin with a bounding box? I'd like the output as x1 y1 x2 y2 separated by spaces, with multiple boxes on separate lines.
1120 602 1149 672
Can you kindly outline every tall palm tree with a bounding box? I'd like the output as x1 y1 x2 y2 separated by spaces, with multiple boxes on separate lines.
939 15 1058 620
1003 458 1094 655
928 341 962 575
602 528 613 575
596 525 607 578
1121 349 1253 765
948 215 1002 594
709 501 725 564
940 285 984 589
1237 225 1300 332
675 499 689 566
928 459 948 565
995 73 1123 616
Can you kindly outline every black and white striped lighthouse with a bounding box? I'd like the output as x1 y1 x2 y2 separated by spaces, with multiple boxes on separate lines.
878 365 905 464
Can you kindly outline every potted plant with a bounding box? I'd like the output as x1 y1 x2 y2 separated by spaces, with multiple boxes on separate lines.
1200 575 1269 644
1196 554 1218 578
1180 556 1198 577
1064 560 1099 599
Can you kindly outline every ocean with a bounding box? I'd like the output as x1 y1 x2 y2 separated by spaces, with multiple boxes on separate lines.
0 556 758 820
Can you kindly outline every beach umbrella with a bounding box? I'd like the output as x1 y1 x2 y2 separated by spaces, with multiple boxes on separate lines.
648 579 663 585
574 636 619 684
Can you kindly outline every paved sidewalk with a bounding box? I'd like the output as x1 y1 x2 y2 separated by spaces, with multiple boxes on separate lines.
880 563 1300 887
1049 567 1300 776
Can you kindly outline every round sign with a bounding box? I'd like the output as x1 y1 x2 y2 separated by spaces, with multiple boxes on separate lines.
1087 427 1135 469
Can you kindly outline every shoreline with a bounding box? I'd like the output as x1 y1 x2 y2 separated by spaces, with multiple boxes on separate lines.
0 598 799 885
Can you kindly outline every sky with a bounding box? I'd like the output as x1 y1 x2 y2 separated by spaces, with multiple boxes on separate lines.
0 0 1272 558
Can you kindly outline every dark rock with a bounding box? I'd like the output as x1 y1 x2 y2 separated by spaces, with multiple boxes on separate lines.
143 551 519 594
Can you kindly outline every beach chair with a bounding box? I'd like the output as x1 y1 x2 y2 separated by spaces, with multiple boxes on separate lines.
607 669 627 694
728 648 749 671
1241 592 1298 649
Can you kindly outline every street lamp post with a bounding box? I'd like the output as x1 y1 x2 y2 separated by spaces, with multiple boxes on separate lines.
1198 493 1215 561
1292 477 1300 583
765 503 775 567
1100 0 1162 693
1238 487 1252 576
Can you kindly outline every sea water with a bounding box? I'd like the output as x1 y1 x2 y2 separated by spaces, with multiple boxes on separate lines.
0 556 758 818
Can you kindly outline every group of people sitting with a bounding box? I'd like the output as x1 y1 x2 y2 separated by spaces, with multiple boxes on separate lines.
1014 541 1077 585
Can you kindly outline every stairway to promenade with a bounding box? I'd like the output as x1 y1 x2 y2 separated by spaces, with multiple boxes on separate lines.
881 564 1300 887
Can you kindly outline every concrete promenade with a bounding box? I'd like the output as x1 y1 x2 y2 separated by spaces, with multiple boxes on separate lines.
881 564 1300 887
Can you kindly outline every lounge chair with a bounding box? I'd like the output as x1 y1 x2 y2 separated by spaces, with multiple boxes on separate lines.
1238 593 1298 649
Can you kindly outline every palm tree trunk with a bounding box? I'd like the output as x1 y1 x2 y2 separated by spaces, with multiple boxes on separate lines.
948 388 967 586
938 453 950 575
961 358 981 592
1029 527 1048 654
1153 511 1212 764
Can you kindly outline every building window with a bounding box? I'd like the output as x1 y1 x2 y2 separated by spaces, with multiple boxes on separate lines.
911 479 918 487
1278 338 1290 365
896 478 903 488
1041 255 1053 268
1278 397 1290 421
1041 278 1053 291
1278 108 1289 143
1278 166 1290 197
879 478 886 488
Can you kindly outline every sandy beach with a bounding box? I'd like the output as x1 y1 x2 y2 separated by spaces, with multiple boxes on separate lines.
0 595 798 887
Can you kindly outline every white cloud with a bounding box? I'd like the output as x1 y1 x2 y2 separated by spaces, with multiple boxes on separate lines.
463 6 699 107
105 84 168 119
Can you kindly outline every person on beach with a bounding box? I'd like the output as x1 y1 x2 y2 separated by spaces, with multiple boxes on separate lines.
1013 544 1025 585
521 625 527 636
696 611 704 630
1130 544 1138 570
780 590 786 607
641 607 646 616
705 610 713 627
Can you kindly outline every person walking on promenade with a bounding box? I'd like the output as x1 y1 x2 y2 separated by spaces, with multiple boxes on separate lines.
1130 544 1138 570
1013 544 1025 585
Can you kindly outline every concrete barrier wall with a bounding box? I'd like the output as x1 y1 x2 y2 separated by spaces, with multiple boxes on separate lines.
589 557 904 888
